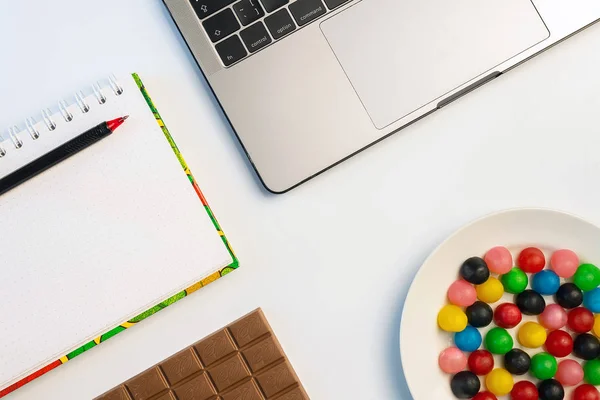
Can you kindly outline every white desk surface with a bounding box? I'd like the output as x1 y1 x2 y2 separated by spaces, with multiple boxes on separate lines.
2 1 600 399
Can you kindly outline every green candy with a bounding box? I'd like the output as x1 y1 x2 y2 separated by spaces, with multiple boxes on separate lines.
530 352 557 380
485 327 513 354
584 359 600 385
500 267 528 294
573 263 600 291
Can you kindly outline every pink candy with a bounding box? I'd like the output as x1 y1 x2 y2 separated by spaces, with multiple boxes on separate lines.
484 246 513 274
438 347 467 374
551 249 580 278
447 280 477 307
539 304 568 330
556 359 584 386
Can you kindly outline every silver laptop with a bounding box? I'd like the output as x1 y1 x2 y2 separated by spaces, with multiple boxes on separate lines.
164 0 600 193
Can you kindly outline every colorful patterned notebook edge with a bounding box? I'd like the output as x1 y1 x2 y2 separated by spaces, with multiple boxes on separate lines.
0 73 239 398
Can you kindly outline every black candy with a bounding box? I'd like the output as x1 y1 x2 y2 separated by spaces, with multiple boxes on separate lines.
465 301 493 328
450 371 480 399
555 283 583 309
460 257 490 285
538 379 564 400
573 333 600 360
504 348 531 375
515 290 546 315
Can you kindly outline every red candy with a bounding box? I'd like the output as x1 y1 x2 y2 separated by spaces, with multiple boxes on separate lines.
510 380 538 400
468 350 494 376
545 330 574 357
494 303 523 329
518 247 545 273
573 384 600 400
473 392 497 400
568 307 595 333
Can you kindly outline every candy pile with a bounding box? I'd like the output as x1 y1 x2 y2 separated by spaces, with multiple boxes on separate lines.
437 246 600 400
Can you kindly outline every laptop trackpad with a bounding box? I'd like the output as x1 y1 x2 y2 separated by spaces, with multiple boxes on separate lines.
320 0 549 129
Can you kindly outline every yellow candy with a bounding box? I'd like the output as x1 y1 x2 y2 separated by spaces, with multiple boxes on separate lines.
485 368 514 396
518 321 547 348
437 305 468 332
476 277 504 303
594 315 600 337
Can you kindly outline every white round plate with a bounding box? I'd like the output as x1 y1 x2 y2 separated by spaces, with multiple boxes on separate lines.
400 208 600 399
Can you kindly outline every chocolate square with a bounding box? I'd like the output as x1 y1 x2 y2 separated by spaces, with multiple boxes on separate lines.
160 348 202 385
194 329 237 367
242 335 285 372
153 392 176 400
255 361 297 398
125 367 167 400
207 353 251 391
221 379 265 400
228 312 270 347
173 372 216 400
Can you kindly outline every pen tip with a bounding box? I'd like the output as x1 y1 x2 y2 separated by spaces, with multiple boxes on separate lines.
106 116 129 132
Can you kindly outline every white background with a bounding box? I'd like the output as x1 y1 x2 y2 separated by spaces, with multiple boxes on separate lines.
2 1 600 399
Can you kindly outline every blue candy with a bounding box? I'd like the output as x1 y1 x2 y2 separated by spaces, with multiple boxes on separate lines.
584 288 600 313
454 325 482 352
532 270 560 295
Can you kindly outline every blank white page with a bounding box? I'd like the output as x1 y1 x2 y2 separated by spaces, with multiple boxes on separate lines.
0 76 233 388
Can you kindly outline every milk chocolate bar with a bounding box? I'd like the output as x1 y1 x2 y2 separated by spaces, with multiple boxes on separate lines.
96 309 308 400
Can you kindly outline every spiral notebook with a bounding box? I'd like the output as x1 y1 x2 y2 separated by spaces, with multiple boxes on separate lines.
0 74 238 397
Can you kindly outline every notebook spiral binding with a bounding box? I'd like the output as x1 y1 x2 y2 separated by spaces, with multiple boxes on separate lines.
0 74 125 158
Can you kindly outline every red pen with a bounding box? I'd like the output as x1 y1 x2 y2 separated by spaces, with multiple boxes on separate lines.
0 116 129 196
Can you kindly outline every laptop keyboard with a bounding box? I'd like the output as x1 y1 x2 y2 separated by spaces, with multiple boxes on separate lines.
190 0 350 66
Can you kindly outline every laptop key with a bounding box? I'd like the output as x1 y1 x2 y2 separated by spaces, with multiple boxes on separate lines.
202 9 241 43
215 35 248 66
190 0 236 19
233 0 265 26
323 0 349 9
265 9 296 40
289 0 326 27
259 0 289 13
240 22 272 53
